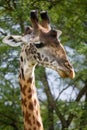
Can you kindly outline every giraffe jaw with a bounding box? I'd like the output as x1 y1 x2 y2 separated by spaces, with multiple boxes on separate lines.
38 52 75 79
37 59 75 79
57 68 75 79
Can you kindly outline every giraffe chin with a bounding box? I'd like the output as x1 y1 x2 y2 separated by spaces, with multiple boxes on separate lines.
58 69 75 79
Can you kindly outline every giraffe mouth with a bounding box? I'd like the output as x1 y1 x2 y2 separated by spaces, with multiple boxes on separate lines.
58 69 75 79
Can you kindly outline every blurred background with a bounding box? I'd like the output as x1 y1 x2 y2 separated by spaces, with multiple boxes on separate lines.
0 0 87 130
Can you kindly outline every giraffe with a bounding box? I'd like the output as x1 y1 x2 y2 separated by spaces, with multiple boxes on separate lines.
3 10 75 130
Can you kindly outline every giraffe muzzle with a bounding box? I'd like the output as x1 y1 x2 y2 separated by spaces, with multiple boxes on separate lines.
58 68 75 79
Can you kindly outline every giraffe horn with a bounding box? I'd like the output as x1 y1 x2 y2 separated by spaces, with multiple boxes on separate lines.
30 10 50 33
30 10 39 31
56 30 62 38
40 11 51 30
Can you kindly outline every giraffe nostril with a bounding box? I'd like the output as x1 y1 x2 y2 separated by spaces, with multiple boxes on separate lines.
65 62 71 69
65 62 69 66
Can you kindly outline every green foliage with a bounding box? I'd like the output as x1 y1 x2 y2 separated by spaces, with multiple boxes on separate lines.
0 0 87 130
0 45 23 129
77 43 87 55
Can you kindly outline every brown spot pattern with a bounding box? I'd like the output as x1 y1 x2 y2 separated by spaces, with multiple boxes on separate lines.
20 56 23 62
24 125 27 130
33 127 36 130
22 85 27 95
19 82 22 91
21 67 25 80
28 119 32 125
34 99 37 106
36 110 38 115
27 77 32 83
28 87 32 93
28 94 32 99
36 120 41 127
33 115 35 124
25 111 29 122
22 98 27 107
44 57 48 62
25 111 31 124
28 102 34 110
19 73 21 79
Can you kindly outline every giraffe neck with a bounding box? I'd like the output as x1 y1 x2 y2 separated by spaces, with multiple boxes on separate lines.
19 50 44 130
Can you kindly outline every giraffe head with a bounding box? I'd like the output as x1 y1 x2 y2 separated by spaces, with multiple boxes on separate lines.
3 10 75 79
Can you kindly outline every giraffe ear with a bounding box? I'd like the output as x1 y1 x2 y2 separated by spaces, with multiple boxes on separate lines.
3 34 40 47
57 30 62 38
49 29 62 38
2 35 24 47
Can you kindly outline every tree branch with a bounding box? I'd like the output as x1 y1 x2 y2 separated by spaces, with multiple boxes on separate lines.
42 69 67 128
66 80 87 127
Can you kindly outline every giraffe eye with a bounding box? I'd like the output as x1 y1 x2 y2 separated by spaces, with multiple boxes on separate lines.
34 42 45 48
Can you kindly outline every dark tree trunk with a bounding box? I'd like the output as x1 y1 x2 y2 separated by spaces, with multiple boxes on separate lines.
41 68 54 130
47 102 54 130
79 80 87 130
